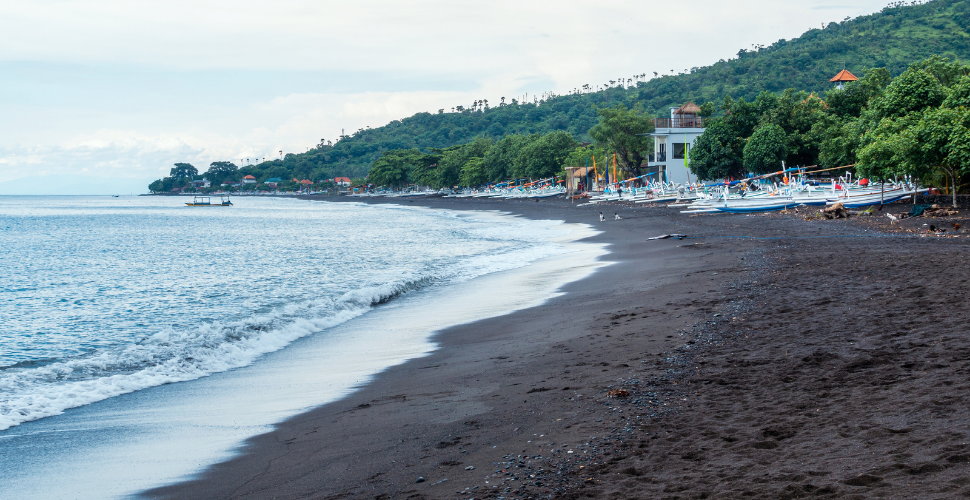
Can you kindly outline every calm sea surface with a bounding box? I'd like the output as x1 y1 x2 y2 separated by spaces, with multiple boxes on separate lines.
0 196 573 431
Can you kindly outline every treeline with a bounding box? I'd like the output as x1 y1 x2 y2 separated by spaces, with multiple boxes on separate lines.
365 105 655 188
688 56 970 206
151 0 970 192
148 160 332 193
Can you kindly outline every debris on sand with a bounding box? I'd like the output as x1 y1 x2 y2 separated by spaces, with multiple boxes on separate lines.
647 234 687 240
910 204 960 217
822 203 849 219
607 389 630 398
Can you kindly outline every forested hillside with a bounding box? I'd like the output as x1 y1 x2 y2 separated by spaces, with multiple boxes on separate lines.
151 0 970 191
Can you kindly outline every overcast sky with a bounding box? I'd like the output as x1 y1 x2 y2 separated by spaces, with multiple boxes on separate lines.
0 0 890 194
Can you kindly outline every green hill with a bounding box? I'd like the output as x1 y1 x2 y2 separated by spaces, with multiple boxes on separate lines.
152 0 970 190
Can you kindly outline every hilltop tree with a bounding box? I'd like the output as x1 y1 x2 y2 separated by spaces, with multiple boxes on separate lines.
170 163 198 180
205 162 239 184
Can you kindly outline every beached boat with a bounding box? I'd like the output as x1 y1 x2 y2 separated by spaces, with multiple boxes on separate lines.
185 196 232 207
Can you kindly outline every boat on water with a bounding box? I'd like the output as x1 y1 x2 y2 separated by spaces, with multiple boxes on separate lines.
185 196 232 207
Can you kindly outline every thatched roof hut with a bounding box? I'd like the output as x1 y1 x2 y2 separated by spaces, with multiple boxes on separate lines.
673 102 701 115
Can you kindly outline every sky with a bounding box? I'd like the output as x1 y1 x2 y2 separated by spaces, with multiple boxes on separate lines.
0 0 892 194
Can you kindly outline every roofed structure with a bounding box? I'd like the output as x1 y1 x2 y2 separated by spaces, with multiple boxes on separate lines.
830 69 859 83
831 69 858 89
673 102 702 115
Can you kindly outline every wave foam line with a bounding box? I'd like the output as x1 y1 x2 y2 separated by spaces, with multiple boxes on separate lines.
0 277 430 431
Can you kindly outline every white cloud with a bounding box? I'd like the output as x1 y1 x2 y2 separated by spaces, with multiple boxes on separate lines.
0 0 891 193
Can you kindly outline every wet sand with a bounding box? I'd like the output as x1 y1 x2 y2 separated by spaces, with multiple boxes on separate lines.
147 196 970 499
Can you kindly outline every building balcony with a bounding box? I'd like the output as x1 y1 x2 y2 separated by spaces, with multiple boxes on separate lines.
654 117 705 129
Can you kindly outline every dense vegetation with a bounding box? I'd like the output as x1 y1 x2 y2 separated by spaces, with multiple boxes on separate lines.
364 104 655 189
688 56 970 206
151 0 970 193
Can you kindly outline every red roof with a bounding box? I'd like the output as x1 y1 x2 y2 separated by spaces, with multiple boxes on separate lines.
334 177 351 183
830 69 858 82
243 175 256 179
299 180 313 184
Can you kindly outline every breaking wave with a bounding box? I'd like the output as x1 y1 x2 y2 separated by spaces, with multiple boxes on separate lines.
0 276 435 431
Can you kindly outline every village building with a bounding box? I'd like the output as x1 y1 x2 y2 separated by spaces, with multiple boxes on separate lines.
190 178 211 189
265 177 283 188
242 175 257 184
646 102 705 185
333 177 352 187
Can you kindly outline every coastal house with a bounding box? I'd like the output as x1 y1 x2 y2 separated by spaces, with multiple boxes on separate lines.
265 177 284 188
334 177 352 187
220 180 240 187
646 103 705 185
242 175 257 184
191 178 211 189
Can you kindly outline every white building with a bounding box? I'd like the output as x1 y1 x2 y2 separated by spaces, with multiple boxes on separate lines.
647 103 705 185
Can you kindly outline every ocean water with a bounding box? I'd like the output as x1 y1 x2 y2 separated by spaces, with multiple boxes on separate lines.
0 195 607 499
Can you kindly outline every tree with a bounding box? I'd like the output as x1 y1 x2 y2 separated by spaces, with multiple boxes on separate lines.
814 115 866 168
588 104 654 176
483 135 534 181
205 161 239 184
688 96 761 180
870 66 946 120
902 107 970 207
942 75 970 109
512 131 577 179
743 124 788 174
459 157 488 187
856 119 909 194
434 137 492 187
688 118 746 181
367 149 413 187
170 163 198 180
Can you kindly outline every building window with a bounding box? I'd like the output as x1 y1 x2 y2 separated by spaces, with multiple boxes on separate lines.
672 143 688 160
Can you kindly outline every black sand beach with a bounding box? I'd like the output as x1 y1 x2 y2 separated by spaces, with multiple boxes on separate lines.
147 196 970 500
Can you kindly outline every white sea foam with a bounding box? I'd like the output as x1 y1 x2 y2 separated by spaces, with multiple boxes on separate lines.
0 227 571 432
0 298 361 431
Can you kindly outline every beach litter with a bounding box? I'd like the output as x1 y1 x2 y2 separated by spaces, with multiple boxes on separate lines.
822 203 849 219
607 389 630 398
909 204 960 217
647 234 687 240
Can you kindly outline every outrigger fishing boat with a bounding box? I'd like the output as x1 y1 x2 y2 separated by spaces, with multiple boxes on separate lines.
185 195 232 206
679 166 927 214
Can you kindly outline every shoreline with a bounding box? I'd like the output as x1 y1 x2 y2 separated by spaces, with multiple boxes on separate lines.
146 196 729 499
0 199 606 500
148 196 970 499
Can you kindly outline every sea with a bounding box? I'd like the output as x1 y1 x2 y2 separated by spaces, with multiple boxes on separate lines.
0 195 607 499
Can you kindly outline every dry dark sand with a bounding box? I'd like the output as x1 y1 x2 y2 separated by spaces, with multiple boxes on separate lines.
146 196 970 500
